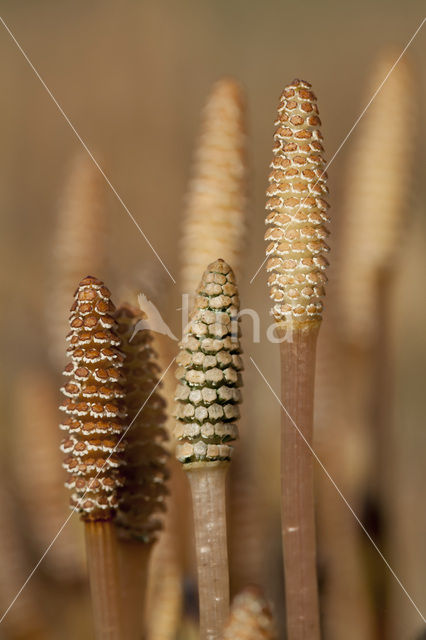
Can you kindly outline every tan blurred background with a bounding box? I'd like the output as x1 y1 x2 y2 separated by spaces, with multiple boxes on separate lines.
0 1 425 639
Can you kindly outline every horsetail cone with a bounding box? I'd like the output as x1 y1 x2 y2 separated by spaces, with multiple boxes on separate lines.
115 304 169 543
338 54 415 345
174 259 242 465
181 78 247 296
50 155 105 369
60 276 127 520
223 586 278 640
265 79 330 326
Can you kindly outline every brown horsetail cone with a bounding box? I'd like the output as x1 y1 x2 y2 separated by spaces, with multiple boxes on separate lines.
223 586 278 640
265 78 330 326
175 259 242 465
181 78 247 296
60 275 127 520
114 303 169 542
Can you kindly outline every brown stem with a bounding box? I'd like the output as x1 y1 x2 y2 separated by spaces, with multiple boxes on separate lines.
84 520 124 640
279 325 321 640
186 463 230 640
118 539 152 640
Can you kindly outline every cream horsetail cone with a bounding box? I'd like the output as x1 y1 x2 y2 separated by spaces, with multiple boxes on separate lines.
223 586 278 640
174 259 243 464
181 79 247 296
50 156 105 368
265 79 330 326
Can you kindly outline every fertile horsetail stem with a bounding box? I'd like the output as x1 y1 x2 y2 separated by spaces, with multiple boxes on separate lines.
60 275 126 639
114 303 169 639
265 79 330 640
175 259 242 640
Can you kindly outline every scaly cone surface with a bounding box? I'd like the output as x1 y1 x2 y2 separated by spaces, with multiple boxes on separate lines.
175 259 243 464
60 276 127 520
115 304 169 542
265 79 330 326
181 79 247 296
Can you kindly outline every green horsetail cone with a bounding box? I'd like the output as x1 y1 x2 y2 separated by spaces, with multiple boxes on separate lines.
174 259 243 465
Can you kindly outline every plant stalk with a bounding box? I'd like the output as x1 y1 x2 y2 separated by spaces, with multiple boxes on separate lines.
85 520 124 640
279 325 321 640
118 539 152 640
186 463 230 640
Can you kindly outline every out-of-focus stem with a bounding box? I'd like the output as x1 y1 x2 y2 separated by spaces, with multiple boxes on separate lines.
145 471 184 640
118 539 152 640
229 446 268 595
186 464 230 640
279 325 320 640
14 371 84 582
84 520 124 640
317 469 374 640
0 482 48 639
315 317 374 640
